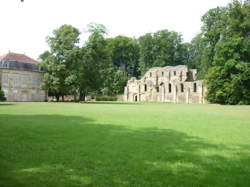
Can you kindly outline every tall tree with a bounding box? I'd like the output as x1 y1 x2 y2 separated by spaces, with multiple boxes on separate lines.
205 0 250 104
186 34 206 78
39 25 80 101
138 30 187 74
200 6 227 76
107 36 140 77
77 23 111 101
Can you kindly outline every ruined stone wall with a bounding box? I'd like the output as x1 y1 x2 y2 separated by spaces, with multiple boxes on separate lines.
0 69 46 102
124 65 207 104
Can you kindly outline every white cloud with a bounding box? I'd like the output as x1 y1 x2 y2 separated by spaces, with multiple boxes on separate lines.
0 0 231 59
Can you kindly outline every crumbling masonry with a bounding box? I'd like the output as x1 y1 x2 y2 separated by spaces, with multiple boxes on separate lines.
124 65 207 104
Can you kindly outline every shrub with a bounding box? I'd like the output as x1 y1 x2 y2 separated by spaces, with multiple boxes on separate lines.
0 90 6 101
95 96 118 101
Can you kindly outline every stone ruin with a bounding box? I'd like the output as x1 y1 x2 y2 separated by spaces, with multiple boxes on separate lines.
124 65 207 104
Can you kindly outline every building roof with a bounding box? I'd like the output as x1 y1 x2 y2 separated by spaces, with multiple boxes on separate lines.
0 52 43 72
0 52 37 64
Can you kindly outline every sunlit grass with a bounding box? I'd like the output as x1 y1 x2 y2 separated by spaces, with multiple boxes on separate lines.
0 102 250 187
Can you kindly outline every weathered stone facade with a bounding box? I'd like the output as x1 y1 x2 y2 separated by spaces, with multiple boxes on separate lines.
124 65 207 104
0 53 46 102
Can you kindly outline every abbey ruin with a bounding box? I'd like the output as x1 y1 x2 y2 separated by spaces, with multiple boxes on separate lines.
124 65 207 104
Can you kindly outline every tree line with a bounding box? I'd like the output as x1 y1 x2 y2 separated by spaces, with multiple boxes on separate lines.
40 0 250 104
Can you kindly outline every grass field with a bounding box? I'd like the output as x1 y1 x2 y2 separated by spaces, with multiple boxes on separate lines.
0 102 250 187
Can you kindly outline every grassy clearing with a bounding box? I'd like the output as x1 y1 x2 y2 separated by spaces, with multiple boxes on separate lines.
0 102 250 187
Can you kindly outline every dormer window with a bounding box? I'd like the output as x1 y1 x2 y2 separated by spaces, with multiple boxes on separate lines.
3 62 9 68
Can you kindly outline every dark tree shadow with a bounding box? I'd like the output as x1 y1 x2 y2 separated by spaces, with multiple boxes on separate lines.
0 103 15 106
86 101 139 105
0 114 250 187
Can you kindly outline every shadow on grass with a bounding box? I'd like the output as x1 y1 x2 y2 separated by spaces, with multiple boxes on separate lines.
0 103 15 106
0 114 250 187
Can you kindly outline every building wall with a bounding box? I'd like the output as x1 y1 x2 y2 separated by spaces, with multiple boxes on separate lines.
124 65 207 104
0 69 46 102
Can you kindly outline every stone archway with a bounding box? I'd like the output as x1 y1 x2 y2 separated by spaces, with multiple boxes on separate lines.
134 95 138 102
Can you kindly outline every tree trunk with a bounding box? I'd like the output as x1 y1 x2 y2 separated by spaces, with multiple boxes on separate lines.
62 95 65 102
79 91 86 102
74 92 77 102
56 95 60 102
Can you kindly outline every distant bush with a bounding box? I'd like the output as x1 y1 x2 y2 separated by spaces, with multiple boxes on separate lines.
0 90 6 101
95 96 118 101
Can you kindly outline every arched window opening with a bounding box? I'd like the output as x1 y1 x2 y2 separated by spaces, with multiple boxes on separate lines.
180 72 183 81
181 84 184 92
169 83 172 93
135 95 138 102
156 87 159 92
144 84 147 92
193 83 197 92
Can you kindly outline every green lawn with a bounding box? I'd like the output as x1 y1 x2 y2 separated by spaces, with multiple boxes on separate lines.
0 102 250 187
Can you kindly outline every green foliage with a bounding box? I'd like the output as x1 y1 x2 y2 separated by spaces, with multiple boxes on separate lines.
186 34 206 78
107 36 140 77
0 90 6 101
95 96 118 101
39 25 81 101
101 67 128 95
78 24 111 100
38 3 250 105
138 30 188 74
205 0 250 104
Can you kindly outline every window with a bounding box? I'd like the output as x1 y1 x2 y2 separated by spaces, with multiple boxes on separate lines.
134 95 138 102
2 73 8 84
181 84 184 92
21 74 30 86
32 76 38 85
40 90 45 101
162 72 164 76
180 72 183 81
3 62 9 68
13 74 19 85
156 87 159 92
144 84 147 92
32 90 36 101
150 72 152 77
13 90 18 101
174 71 176 76
169 83 172 93
168 72 171 80
193 83 197 92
